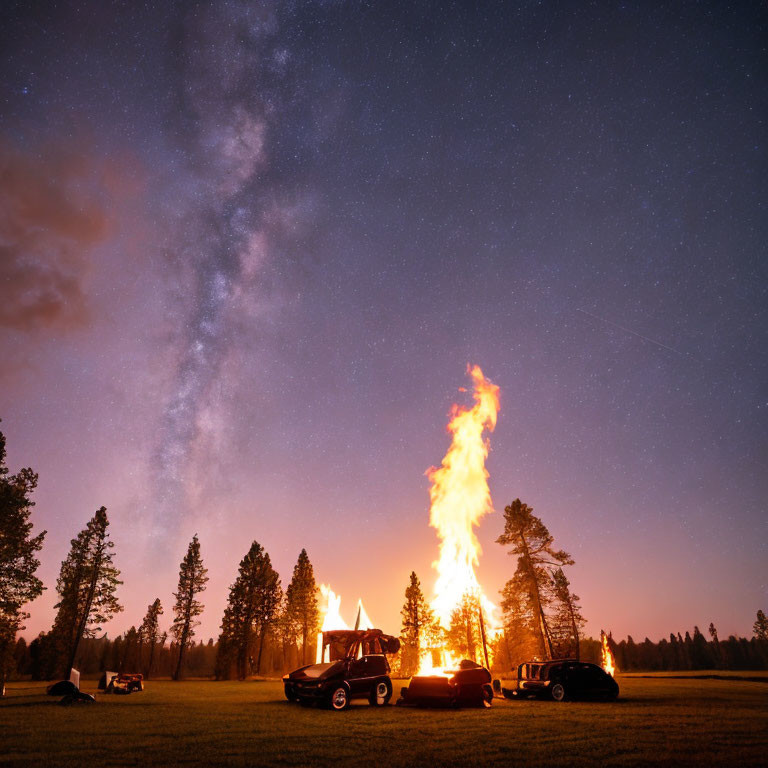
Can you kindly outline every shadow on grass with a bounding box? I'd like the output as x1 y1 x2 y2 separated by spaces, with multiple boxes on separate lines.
0 698 58 708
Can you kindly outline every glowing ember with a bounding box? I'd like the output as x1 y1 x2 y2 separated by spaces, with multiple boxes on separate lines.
419 364 500 675
601 630 617 676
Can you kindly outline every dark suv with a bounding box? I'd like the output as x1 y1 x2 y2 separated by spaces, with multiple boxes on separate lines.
503 660 619 702
283 629 400 710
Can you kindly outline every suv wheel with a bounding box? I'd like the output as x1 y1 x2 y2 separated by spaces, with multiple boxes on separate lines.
550 682 567 702
329 685 350 711
369 677 393 706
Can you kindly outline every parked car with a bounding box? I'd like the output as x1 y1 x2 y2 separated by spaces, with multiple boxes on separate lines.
283 628 400 710
503 660 619 702
397 659 494 708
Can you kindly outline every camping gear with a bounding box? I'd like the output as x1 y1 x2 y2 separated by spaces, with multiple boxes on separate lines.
47 680 78 696
98 671 118 690
58 691 96 706
98 671 143 693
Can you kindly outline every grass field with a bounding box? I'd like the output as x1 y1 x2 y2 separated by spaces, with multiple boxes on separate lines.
2 674 766 767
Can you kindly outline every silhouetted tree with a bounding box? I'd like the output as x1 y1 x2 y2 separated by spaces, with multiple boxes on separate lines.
708 622 724 667
690 626 712 668
139 598 163 678
285 549 319 666
216 541 281 679
496 499 573 659
50 506 122 678
548 567 585 659
399 572 440 677
0 425 46 696
171 534 208 680
754 610 768 641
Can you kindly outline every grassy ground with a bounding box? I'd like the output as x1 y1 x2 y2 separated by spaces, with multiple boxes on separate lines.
2 674 766 767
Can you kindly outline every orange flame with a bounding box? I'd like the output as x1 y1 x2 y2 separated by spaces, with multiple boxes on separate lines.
601 630 617 676
419 365 500 675
315 585 375 663
316 585 348 663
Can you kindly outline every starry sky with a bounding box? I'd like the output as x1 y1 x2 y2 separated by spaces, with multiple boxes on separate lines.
1 0 766 644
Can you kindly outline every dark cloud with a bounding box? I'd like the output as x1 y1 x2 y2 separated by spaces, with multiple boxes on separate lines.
0 140 110 332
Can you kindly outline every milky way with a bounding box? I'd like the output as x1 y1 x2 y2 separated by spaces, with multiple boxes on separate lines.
152 2 287 535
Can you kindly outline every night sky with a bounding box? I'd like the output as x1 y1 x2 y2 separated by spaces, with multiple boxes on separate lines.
1 1 766 644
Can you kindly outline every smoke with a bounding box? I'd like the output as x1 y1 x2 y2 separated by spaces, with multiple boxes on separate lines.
151 1 307 536
0 140 110 332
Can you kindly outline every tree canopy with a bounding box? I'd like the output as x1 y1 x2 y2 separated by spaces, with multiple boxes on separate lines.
171 534 209 680
216 540 281 679
50 506 122 678
285 549 318 666
497 498 574 660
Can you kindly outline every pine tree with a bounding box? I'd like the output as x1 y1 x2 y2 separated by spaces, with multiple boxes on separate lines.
691 626 712 669
446 592 485 664
50 506 122 678
216 541 281 679
171 534 208 680
274 595 296 672
399 571 439 677
285 549 319 666
548 567 586 659
496 499 573 659
138 598 163 679
499 576 540 669
0 426 47 696
708 622 723 668
754 610 768 641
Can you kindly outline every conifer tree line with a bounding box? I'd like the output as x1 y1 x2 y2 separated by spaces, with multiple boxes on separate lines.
1 424 325 687
2 425 768 691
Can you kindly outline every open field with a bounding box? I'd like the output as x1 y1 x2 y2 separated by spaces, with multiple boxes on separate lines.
2 674 767 767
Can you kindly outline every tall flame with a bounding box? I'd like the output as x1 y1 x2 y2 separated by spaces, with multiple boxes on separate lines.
316 584 348 663
319 585 348 631
601 630 617 676
427 364 500 627
418 365 499 675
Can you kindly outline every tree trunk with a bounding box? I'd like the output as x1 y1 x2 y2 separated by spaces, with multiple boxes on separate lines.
504 631 513 672
67 547 102 679
281 637 288 674
147 639 156 680
120 636 131 672
518 533 553 660
256 627 266 675
478 607 491 670
567 599 580 660
174 623 189 680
